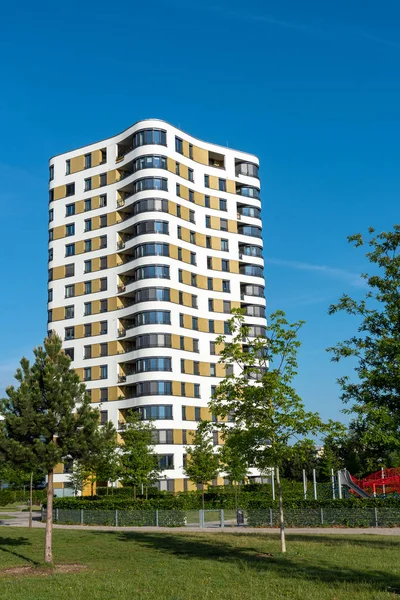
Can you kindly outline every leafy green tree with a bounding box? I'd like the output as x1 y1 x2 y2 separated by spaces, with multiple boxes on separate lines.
281 439 319 482
68 461 90 496
0 334 101 564
81 421 119 496
184 422 220 510
210 309 337 552
218 429 249 510
119 411 160 498
328 226 400 459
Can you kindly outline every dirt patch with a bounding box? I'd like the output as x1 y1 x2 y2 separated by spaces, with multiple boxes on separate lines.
0 564 88 577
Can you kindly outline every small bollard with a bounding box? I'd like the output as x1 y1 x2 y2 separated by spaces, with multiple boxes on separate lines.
374 507 378 527
220 509 225 528
80 508 84 525
320 508 324 525
115 509 118 527
155 509 159 527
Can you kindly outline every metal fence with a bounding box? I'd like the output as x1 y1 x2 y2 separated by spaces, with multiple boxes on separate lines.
43 507 400 528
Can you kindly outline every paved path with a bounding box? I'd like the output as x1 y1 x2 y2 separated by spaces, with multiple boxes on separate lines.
1 511 400 536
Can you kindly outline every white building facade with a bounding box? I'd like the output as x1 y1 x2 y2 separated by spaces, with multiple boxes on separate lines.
48 119 266 495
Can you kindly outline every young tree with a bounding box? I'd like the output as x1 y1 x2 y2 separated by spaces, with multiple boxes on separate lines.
218 429 249 511
0 334 101 564
210 309 336 552
68 461 90 496
92 421 120 495
184 422 220 510
328 226 400 457
119 411 160 498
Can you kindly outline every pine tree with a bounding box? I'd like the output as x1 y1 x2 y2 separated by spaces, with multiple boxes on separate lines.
184 423 220 510
119 411 160 497
0 334 101 564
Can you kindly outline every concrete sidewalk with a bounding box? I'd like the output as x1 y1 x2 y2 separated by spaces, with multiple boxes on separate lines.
1 511 400 536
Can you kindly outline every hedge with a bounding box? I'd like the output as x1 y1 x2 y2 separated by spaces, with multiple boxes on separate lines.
0 489 46 506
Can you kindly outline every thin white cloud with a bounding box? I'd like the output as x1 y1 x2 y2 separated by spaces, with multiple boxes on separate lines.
265 258 366 287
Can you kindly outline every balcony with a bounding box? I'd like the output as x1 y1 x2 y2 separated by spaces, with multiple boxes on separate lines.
117 328 126 338
236 185 260 199
237 205 261 219
208 151 225 169
235 161 259 179
118 374 127 383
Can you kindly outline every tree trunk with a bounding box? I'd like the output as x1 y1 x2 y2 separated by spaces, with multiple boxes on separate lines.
91 479 94 497
134 485 136 500
45 469 54 564
29 472 33 529
234 482 238 512
275 467 286 553
202 483 205 511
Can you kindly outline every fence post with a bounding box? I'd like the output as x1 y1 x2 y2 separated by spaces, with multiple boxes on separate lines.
374 507 378 527
320 508 324 525
155 509 159 527
337 471 343 499
115 509 118 527
80 509 84 525
303 469 307 499
220 509 225 528
199 510 204 528
55 508 59 523
313 469 317 500
269 508 273 526
331 469 336 499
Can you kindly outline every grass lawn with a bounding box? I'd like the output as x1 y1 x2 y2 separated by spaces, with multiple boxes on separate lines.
0 528 400 600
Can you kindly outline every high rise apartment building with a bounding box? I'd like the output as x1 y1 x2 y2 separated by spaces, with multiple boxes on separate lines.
48 119 266 495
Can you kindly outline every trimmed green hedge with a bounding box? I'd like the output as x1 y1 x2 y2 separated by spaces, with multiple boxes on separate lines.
0 489 46 506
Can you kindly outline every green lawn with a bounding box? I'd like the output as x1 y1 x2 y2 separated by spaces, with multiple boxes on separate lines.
0 528 399 599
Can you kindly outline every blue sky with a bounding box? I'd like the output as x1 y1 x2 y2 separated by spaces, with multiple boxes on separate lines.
1 0 399 426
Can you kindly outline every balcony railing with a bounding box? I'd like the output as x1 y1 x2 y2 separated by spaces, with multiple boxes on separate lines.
117 328 126 338
117 285 126 294
118 375 127 383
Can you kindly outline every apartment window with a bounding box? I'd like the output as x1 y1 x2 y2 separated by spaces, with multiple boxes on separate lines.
226 364 234 376
176 205 181 219
65 243 75 257
218 178 226 192
84 240 92 253
219 198 227 211
208 299 214 312
188 168 194 182
220 219 228 231
49 189 54 203
49 208 54 222
84 302 92 316
191 273 197 287
84 368 92 381
189 189 194 203
65 159 70 175
179 291 183 305
64 348 74 360
181 382 186 397
66 223 75 237
100 194 107 207
182 406 187 420
86 389 92 400
176 162 180 176
100 256 107 270
49 229 54 242
175 137 183 154
66 183 75 197
65 305 74 319
221 239 229 252
84 198 92 211
84 346 92 359
48 248 53 262
207 278 213 290
205 195 210 208
224 322 230 334
100 321 108 334
48 309 52 323
181 359 185 373
100 236 107 249
222 280 230 293
206 216 211 228
209 320 214 333
100 343 108 356
193 338 199 353
211 385 217 398
100 365 108 380
48 289 53 302
213 431 219 446
66 203 75 217
177 226 182 239
194 361 200 376
178 247 182 261
100 278 107 291
84 281 92 294
189 210 195 224
84 323 92 337
100 215 107 228
210 341 216 355
204 175 209 188
195 407 201 421
101 149 107 163
84 219 92 232
100 299 107 313
65 326 74 340
222 259 229 272
65 284 75 298
192 295 197 309
180 336 185 350
84 178 92 191
189 144 193 159
182 430 187 445
189 231 195 244
194 385 200 399
178 269 183 283
192 317 198 330
176 183 181 197
206 236 211 249
207 257 212 270
84 260 92 273
49 165 54 180
223 300 230 313
179 313 184 327
85 154 92 169
100 388 108 402
100 410 108 425
100 173 107 187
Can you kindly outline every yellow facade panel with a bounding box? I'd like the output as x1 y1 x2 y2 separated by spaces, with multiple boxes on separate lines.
75 282 85 296
192 146 208 165
180 164 189 180
172 381 181 396
53 226 64 240
170 289 179 304
168 200 177 216
75 324 84 339
174 430 183 445
107 170 117 185
214 321 225 335
52 307 64 321
198 318 208 333
53 185 66 201
182 140 190 157
186 406 195 421
194 191 204 206
228 220 238 233
53 266 65 280
70 155 85 174
209 176 219 190
226 180 236 194
210 196 219 210
210 216 219 230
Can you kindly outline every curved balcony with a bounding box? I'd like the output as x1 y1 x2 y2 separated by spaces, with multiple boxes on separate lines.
239 265 264 278
235 161 259 178
236 185 260 199
237 205 261 220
